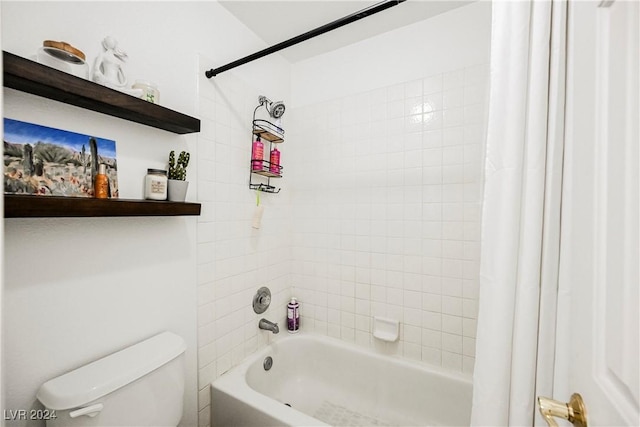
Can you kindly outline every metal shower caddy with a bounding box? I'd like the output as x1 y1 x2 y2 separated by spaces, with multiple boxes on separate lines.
249 96 284 193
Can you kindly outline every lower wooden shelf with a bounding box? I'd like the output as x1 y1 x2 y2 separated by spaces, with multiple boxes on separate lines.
4 194 201 218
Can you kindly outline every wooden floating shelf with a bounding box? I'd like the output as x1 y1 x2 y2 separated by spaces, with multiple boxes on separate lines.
4 194 201 218
3 51 201 134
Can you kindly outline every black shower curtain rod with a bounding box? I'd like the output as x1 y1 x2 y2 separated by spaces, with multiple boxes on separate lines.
205 0 406 78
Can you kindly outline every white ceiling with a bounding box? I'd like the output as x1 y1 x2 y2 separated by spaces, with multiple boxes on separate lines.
219 0 474 63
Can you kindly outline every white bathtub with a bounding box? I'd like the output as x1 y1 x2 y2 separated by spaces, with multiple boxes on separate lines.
211 334 472 426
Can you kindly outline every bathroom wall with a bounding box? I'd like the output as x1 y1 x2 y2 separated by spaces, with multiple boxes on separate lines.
1 2 289 427
287 2 491 372
194 57 292 426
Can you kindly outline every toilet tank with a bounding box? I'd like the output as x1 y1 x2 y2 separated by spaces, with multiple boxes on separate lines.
36 332 186 427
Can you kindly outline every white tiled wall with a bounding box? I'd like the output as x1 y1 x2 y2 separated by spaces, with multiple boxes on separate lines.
194 4 491 425
286 64 488 373
195 56 292 427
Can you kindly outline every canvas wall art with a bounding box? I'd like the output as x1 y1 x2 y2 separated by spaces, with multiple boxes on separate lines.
3 118 119 198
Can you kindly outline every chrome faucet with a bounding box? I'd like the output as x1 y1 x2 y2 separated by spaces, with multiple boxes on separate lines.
258 318 279 334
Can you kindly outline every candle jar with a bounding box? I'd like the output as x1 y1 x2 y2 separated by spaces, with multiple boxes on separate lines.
133 80 160 104
144 169 167 200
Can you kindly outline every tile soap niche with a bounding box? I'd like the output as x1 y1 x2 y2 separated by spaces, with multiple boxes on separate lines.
249 95 284 193
372 316 400 342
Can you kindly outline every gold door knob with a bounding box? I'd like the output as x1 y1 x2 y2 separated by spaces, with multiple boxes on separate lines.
537 393 588 427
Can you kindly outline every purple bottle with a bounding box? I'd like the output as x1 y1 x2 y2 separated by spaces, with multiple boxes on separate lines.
287 297 300 333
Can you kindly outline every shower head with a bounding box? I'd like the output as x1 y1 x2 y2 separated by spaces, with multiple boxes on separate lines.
258 95 286 119
270 101 285 119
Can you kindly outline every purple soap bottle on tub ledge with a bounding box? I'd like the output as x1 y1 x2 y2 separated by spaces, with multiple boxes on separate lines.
287 297 300 333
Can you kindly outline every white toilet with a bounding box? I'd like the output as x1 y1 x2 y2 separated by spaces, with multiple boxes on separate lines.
36 331 186 427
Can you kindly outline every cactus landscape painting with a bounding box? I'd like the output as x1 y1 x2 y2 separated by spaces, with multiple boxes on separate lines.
3 118 119 198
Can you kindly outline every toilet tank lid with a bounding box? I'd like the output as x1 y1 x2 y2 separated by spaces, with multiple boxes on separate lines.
36 332 186 410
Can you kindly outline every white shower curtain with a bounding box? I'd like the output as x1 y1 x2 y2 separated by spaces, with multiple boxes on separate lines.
471 1 568 426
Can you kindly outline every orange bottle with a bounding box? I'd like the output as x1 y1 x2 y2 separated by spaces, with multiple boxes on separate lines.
95 164 109 199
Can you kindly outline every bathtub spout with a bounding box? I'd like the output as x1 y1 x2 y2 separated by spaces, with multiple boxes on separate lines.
259 318 279 334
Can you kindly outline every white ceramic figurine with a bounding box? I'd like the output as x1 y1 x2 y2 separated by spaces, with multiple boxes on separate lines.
92 36 142 97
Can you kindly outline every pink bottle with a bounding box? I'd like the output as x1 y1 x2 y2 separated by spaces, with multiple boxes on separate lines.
251 136 264 171
269 147 281 174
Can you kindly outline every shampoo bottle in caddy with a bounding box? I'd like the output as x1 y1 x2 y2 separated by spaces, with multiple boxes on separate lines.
251 136 264 171
269 147 280 174
287 297 300 333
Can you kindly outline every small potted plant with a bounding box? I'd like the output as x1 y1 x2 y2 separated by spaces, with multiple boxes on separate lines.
167 150 190 201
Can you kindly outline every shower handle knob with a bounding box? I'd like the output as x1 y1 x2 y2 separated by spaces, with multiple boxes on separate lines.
537 393 588 427
253 287 272 314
